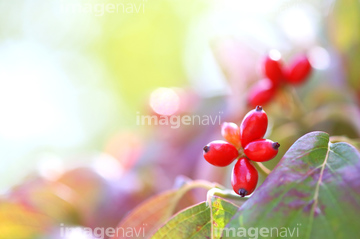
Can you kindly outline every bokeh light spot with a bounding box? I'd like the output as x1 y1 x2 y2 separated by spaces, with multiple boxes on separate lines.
269 49 281 61
149 87 180 116
308 46 330 70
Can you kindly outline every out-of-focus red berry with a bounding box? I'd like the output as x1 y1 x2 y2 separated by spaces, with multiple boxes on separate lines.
247 78 277 108
263 52 284 86
284 55 312 85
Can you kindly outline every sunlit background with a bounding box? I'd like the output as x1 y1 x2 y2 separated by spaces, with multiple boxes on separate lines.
0 0 330 191
1 0 360 238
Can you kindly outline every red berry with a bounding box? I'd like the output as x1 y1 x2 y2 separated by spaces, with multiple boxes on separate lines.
247 78 277 108
244 139 280 162
231 157 258 197
221 122 241 149
240 106 268 147
203 140 239 167
284 55 312 85
263 52 283 86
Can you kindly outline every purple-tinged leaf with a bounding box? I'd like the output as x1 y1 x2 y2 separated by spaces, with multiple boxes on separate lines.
226 131 360 239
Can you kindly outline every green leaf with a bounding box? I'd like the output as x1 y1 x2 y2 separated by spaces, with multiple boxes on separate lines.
225 131 360 238
151 202 210 239
209 197 240 239
151 196 238 239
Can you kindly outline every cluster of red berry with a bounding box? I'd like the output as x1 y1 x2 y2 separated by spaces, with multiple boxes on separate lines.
203 106 280 197
247 51 312 108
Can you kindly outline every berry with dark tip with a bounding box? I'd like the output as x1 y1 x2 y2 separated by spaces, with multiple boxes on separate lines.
203 140 239 167
240 106 268 147
231 157 258 197
244 139 280 162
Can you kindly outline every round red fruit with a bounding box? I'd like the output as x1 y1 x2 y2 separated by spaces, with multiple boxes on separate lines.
263 51 283 86
247 79 277 108
244 139 280 162
231 157 258 197
221 122 241 149
203 140 239 167
240 106 268 147
284 55 312 85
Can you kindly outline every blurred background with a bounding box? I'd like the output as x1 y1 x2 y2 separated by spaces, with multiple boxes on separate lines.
1 0 360 238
